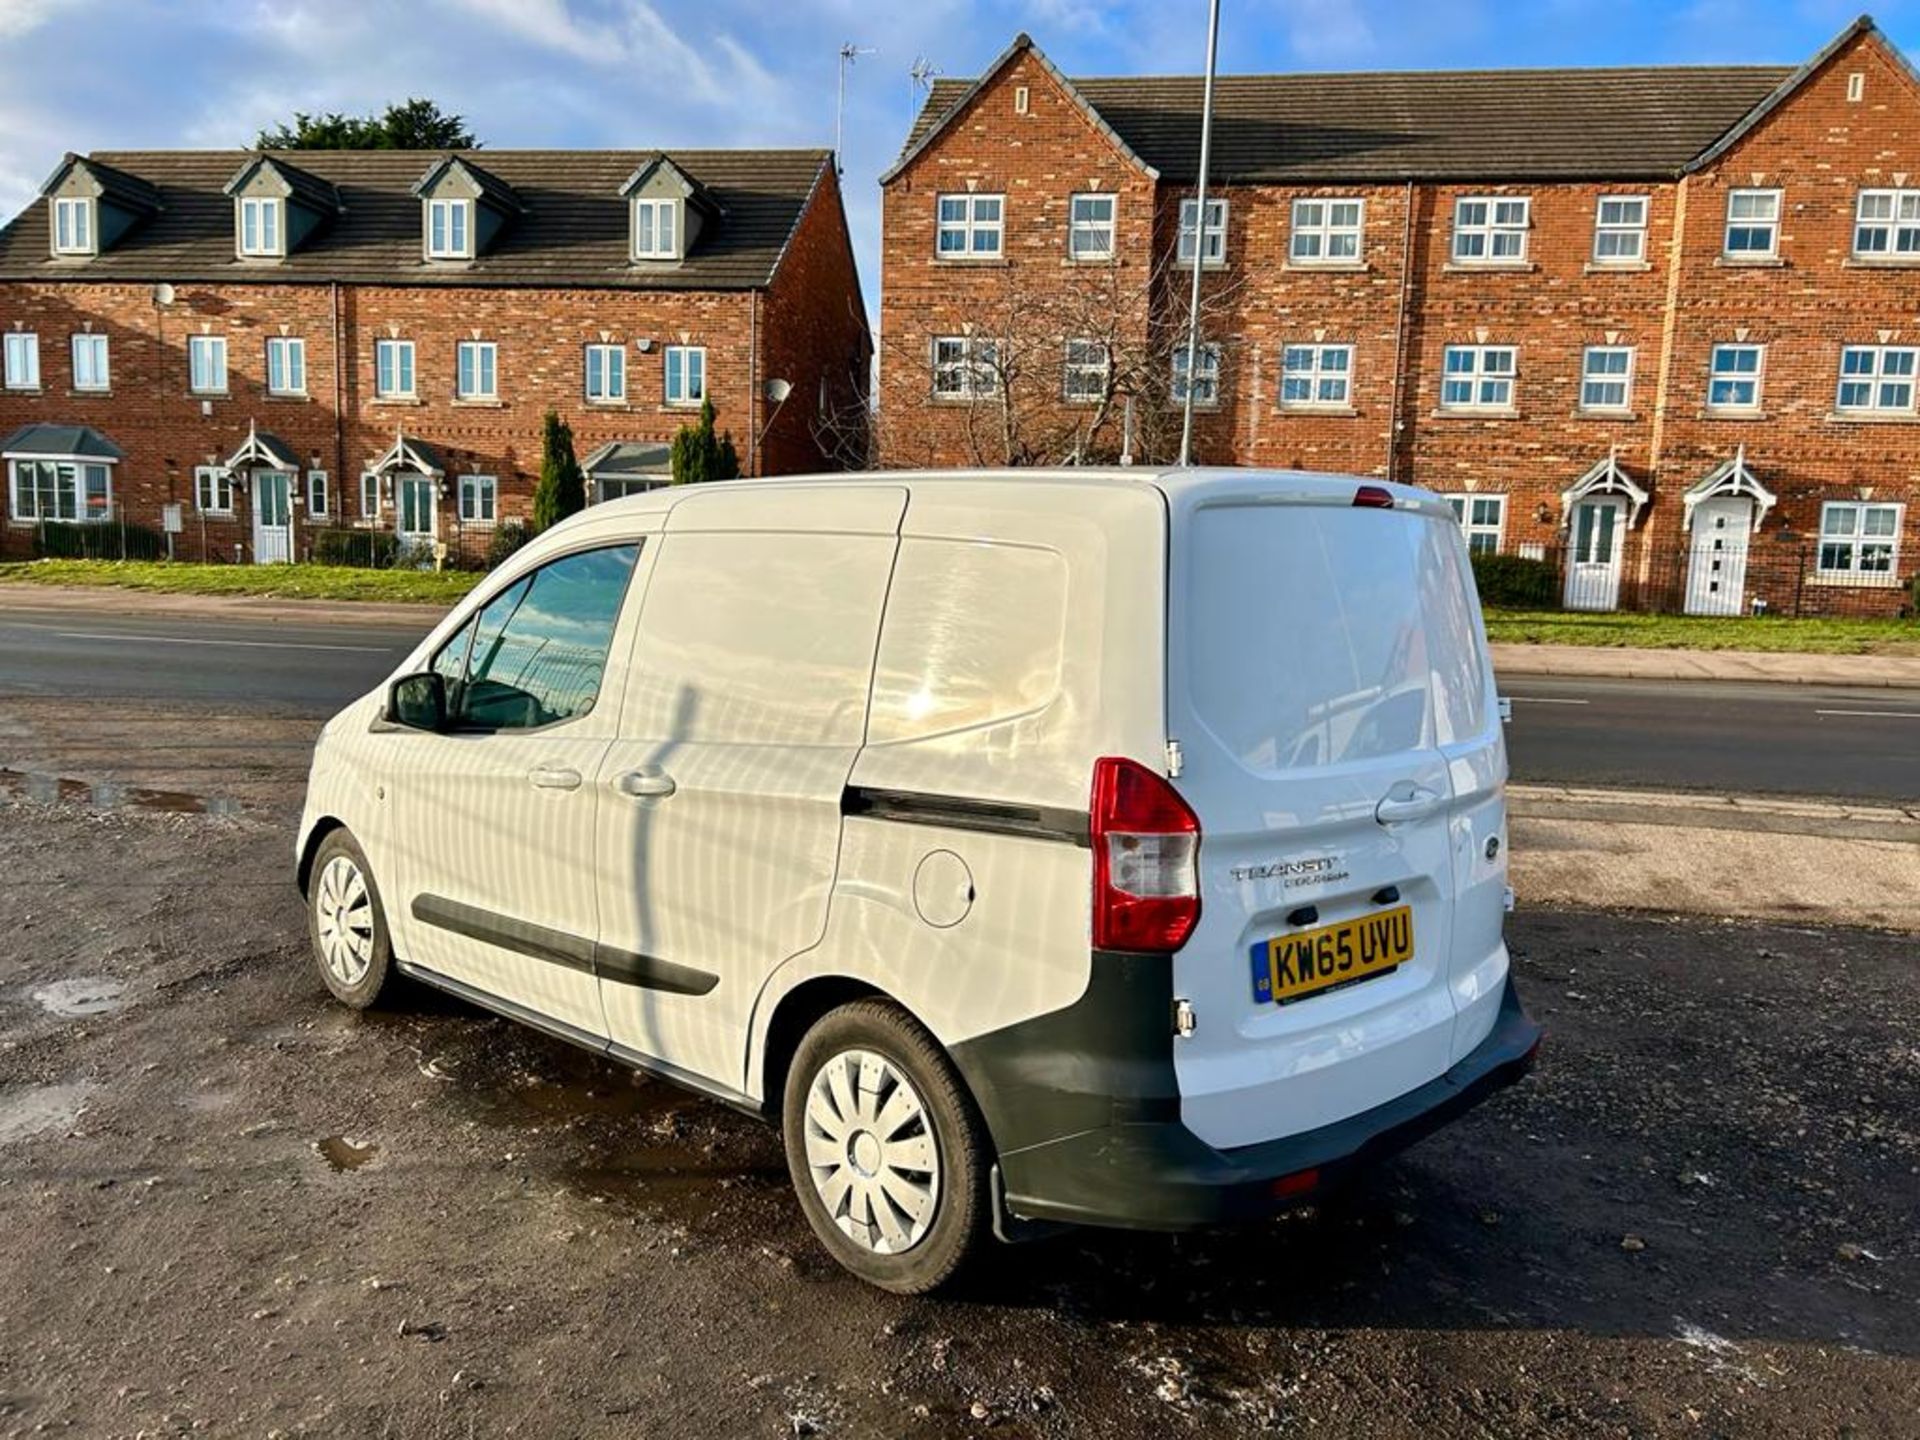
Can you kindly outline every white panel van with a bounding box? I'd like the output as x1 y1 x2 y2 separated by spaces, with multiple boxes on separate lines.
297 469 1540 1292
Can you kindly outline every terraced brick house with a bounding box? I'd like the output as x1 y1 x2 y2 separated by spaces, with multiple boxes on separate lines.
0 148 869 565
880 16 1920 615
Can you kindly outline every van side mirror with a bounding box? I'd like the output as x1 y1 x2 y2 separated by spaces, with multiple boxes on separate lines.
388 672 448 731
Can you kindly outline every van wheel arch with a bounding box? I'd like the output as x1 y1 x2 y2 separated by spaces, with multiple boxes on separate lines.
297 818 346 897
760 978 967 1123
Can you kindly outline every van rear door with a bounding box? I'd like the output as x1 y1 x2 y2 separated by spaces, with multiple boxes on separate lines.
1161 476 1499 1151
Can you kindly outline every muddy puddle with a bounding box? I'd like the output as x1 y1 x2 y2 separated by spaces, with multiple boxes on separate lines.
0 1080 98 1145
30 977 128 1018
314 1135 380 1171
0 767 239 816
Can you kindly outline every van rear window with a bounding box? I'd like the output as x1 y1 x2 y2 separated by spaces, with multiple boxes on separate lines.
1183 505 1487 772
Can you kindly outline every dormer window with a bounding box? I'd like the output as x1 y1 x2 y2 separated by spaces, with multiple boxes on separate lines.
238 196 283 257
52 197 93 256
633 198 678 260
427 198 473 259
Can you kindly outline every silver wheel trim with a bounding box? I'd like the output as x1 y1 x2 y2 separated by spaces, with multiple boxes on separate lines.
802 1047 941 1255
314 854 376 988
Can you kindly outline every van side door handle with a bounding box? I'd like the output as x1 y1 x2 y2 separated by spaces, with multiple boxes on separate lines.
528 765 582 791
1375 783 1445 825
613 766 676 799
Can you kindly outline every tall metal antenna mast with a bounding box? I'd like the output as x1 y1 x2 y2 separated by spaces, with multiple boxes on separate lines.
836 42 877 173
1177 0 1223 468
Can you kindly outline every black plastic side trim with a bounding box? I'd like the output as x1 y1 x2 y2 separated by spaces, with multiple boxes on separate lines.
841 785 1090 847
410 894 718 995
394 959 762 1118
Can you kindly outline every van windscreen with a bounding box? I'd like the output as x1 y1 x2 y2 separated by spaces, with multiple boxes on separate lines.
1183 504 1487 773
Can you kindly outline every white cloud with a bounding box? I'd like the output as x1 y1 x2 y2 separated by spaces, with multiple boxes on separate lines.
0 0 86 40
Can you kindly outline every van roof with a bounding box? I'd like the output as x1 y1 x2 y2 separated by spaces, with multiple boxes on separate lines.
576 466 1447 522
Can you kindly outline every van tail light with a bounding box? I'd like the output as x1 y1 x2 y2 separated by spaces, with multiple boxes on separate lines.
1090 756 1201 953
1353 484 1395 509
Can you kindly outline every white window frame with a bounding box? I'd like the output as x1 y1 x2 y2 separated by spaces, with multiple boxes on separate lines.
70 332 109 392
1835 344 1919 416
663 345 706 407
456 340 498 401
52 197 94 257
1440 344 1518 412
1452 196 1531 263
931 335 1000 400
1444 493 1506 554
238 196 284 258
632 198 679 260
1177 198 1228 267
8 457 111 524
426 197 473 260
1289 197 1364 264
4 331 40 390
266 336 306 397
306 469 329 518
935 193 1004 259
194 464 234 516
188 334 227 395
360 471 380 519
1062 338 1110 403
1707 343 1765 413
584 343 626 403
1278 343 1353 409
1853 188 1920 259
1067 193 1116 261
1579 346 1634 413
1817 501 1902 582
1170 342 1221 408
1723 188 1782 259
1592 195 1648 264
374 338 416 400
458 473 498 526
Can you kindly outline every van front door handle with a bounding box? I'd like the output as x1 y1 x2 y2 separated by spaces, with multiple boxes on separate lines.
528 765 582 791
1375 783 1444 825
613 766 676 799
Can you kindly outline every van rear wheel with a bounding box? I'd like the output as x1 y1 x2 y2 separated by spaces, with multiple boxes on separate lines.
782 1000 990 1293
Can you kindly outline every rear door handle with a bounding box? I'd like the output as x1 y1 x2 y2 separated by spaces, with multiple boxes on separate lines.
613 766 676 799
1375 783 1445 825
528 765 582 791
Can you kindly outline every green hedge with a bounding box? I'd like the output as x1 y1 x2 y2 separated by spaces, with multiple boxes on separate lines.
32 522 169 562
310 528 401 569
486 519 532 569
1470 550 1560 609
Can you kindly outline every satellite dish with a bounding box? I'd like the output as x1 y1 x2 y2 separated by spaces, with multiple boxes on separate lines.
151 283 175 306
764 377 792 405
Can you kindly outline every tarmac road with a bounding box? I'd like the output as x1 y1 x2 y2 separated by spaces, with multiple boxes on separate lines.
2 602 1916 800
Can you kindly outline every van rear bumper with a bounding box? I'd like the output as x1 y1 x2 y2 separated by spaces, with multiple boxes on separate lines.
992 976 1541 1232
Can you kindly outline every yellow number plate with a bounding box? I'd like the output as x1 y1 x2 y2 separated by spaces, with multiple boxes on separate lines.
1252 905 1414 1005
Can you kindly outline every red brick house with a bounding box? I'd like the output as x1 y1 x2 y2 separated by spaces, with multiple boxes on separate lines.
0 148 869 565
880 17 1920 614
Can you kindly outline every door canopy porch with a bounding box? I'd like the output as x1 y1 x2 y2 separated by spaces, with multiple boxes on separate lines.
369 429 445 477
1560 450 1650 530
222 419 299 474
1682 445 1776 532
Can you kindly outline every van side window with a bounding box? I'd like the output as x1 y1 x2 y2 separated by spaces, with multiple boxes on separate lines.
437 545 639 731
867 539 1068 744
624 532 894 745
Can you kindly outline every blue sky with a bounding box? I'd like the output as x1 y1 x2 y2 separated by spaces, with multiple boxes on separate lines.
1 0 1912 318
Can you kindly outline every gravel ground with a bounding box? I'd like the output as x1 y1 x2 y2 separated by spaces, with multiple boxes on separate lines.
0 704 1916 1438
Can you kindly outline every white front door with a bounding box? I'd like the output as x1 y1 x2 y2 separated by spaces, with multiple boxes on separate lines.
252 470 293 564
1684 497 1754 616
1564 497 1627 611
394 474 437 554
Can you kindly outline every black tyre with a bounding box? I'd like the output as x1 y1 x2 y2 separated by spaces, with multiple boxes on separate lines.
782 999 992 1293
306 828 398 1010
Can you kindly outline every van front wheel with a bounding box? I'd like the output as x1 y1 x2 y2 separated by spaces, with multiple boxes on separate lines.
782 1000 990 1293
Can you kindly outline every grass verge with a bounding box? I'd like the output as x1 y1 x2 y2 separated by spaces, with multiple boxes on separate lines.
0 558 481 605
1484 608 1920 655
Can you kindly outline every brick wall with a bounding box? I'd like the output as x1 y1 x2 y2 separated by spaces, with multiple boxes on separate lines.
879 27 1920 613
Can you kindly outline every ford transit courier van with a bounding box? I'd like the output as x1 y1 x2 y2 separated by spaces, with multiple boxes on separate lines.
297 468 1539 1292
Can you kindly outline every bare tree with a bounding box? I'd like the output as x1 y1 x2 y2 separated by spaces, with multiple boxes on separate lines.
873 249 1249 469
